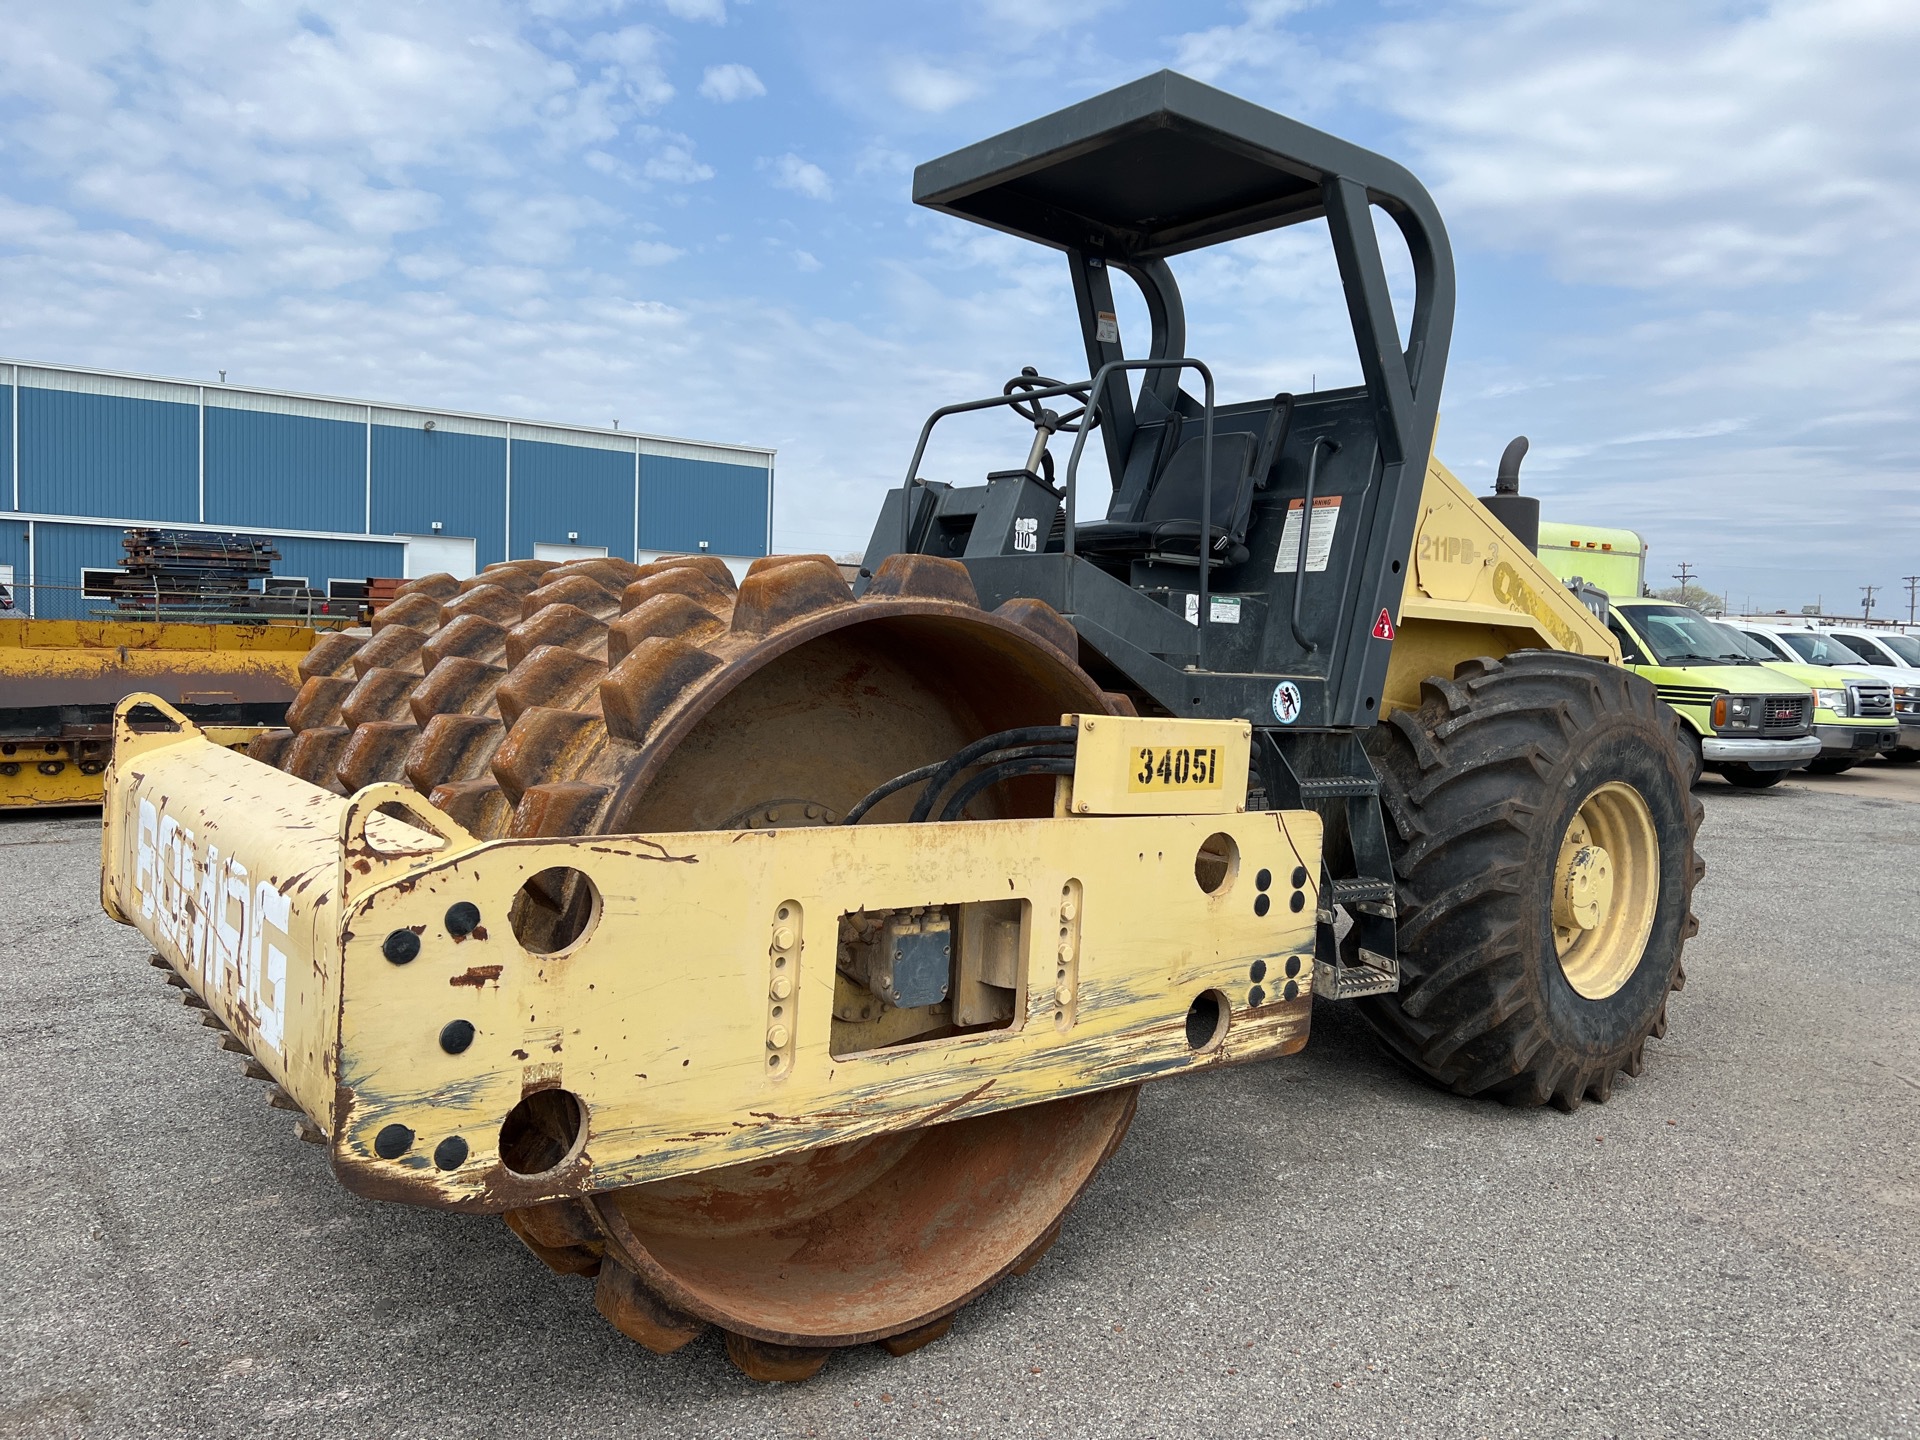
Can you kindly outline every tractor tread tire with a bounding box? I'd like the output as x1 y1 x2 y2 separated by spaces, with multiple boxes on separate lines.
1359 651 1703 1111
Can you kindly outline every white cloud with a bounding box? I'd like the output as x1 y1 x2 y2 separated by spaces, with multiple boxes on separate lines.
971 0 1125 40
452 264 551 305
527 0 635 15
765 153 833 200
574 24 675 110
698 62 765 102
1162 0 1920 604
792 249 822 272
326 184 442 239
396 251 465 283
1170 3 1357 117
1362 0 1920 291
853 144 913 178
886 57 979 114
658 0 725 21
644 141 715 184
628 239 685 265
578 23 667 66
468 191 618 264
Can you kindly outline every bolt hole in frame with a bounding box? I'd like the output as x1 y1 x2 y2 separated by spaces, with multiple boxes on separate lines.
1185 988 1231 1051
1194 831 1238 894
498 1088 588 1178
511 867 602 955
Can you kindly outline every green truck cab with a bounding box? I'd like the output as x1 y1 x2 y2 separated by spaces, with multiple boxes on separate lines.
1601 601 1822 789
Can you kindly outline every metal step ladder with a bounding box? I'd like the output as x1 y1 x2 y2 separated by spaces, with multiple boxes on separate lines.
1258 731 1400 999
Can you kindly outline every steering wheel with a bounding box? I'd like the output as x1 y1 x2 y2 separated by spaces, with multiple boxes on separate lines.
1003 367 1100 435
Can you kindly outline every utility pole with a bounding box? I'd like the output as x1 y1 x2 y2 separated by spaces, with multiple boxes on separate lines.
1905 575 1918 625
1861 583 1879 621
1673 561 1695 592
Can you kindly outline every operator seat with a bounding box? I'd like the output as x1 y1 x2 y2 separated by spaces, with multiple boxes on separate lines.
1074 393 1293 568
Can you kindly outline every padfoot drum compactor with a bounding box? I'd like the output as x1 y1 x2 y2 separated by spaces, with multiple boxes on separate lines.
100 73 1700 1382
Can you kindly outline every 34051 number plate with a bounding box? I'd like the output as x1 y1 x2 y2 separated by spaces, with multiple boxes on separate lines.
1130 746 1222 792
1067 714 1249 816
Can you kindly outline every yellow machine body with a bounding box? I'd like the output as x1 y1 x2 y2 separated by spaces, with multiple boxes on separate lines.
1386 456 1619 713
0 618 318 808
102 699 1320 1214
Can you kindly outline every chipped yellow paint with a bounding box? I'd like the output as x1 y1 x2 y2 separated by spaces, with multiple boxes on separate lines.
102 697 1322 1215
99 700 440 1124
1385 456 1620 714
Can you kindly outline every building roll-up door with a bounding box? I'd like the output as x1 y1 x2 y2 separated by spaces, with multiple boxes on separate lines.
532 542 610 563
401 534 477 580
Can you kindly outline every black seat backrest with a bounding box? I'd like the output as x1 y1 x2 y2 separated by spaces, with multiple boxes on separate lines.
1136 393 1294 547
1141 432 1257 527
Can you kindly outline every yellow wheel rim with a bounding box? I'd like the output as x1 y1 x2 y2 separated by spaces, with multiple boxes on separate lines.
1552 781 1660 1000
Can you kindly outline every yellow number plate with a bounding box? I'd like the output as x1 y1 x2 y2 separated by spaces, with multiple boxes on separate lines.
1066 714 1250 816
1129 745 1223 793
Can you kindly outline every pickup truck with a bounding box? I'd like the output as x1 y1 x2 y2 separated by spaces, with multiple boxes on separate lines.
1804 627 1920 763
1724 622 1900 773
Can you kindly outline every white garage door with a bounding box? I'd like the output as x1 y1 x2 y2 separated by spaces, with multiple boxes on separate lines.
401 535 477 580
533 542 610 563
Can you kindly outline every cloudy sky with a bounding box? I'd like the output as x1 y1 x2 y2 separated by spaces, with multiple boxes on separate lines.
2 0 1916 616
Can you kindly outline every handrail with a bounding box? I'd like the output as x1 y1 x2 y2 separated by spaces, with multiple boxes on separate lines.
896 377 1093 550
1290 436 1338 653
1059 357 1216 669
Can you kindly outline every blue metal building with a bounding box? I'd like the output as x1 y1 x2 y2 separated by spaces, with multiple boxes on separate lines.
0 359 774 617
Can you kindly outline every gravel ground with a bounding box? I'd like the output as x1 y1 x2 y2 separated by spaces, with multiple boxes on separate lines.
1 766 1915 1440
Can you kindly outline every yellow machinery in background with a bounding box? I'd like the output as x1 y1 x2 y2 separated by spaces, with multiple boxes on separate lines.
1 618 322 808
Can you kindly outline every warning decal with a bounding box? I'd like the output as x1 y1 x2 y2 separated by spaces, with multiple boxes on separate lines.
1372 609 1396 640
1274 495 1341 573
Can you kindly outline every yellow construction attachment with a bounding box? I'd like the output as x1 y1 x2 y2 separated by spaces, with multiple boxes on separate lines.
103 696 1320 1215
1 617 320 808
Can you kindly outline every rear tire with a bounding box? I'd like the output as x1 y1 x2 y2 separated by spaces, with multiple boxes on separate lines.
1806 756 1856 775
1679 728 1705 787
1884 748 1920 765
1721 764 1786 789
1360 652 1702 1109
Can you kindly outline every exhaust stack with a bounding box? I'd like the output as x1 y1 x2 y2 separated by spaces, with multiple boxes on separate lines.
1483 435 1540 553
